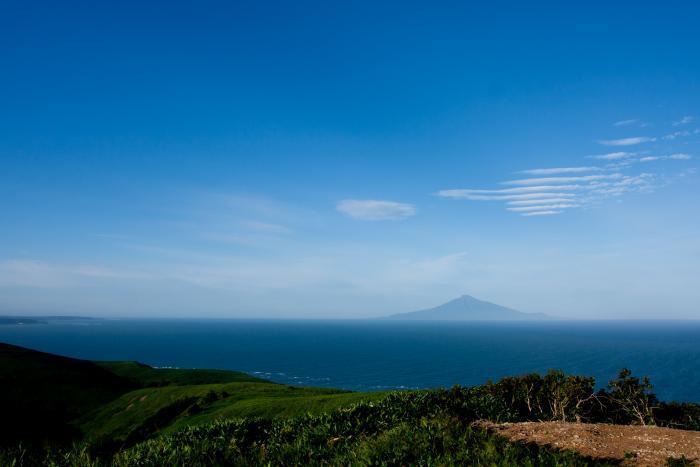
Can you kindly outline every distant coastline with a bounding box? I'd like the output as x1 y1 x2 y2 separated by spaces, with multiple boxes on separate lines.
0 317 46 326
0 316 96 326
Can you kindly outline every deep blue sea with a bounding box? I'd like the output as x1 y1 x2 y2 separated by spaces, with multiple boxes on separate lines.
1 319 699 403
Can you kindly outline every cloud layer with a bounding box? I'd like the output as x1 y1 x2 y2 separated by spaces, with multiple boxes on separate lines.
436 117 694 217
597 136 656 146
337 199 416 221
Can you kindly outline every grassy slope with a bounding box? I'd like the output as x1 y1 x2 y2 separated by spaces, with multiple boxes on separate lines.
0 343 136 443
6 343 695 465
2 342 381 447
97 361 268 386
103 395 612 467
80 381 384 445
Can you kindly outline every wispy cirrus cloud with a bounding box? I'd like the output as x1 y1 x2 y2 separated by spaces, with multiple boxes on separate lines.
521 210 561 216
503 174 622 186
669 153 693 160
662 130 691 140
440 115 695 219
436 112 696 217
442 192 577 201
597 136 656 146
436 187 579 201
507 197 576 205
613 119 638 126
673 116 694 126
437 185 580 198
614 119 651 128
507 204 580 212
640 153 692 162
520 166 601 175
336 199 416 221
588 152 635 160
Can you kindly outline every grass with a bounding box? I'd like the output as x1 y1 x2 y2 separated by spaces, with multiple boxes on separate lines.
97 361 267 386
2 342 379 447
23 392 615 466
79 381 385 446
0 343 136 443
4 342 700 466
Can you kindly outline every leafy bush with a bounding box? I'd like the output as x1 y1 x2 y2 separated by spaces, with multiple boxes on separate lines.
3 368 699 466
656 402 700 431
10 396 612 466
486 370 598 422
604 368 658 425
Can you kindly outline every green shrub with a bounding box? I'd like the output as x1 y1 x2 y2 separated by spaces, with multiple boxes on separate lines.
3 368 699 466
605 368 658 425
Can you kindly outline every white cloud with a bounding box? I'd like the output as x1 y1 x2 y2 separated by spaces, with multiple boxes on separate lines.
444 170 657 212
438 166 665 217
597 137 656 146
588 173 655 196
441 192 577 201
507 198 576 205
436 185 581 199
336 199 416 221
640 153 692 162
662 130 690 140
507 204 579 212
521 211 561 216
673 116 694 126
520 167 600 175
669 153 692 160
436 117 693 218
588 152 635 160
613 119 638 127
503 174 622 186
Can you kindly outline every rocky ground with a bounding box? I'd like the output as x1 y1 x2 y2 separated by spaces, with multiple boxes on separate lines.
476 421 700 466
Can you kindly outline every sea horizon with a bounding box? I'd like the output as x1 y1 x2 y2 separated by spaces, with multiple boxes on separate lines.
3 318 699 403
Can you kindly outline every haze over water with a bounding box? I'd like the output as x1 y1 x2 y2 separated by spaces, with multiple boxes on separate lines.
2 319 698 403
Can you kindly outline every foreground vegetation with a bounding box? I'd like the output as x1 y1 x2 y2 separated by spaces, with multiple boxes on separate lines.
0 343 381 448
2 390 616 466
2 342 699 466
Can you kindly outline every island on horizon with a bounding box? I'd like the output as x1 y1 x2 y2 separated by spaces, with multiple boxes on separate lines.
386 294 552 321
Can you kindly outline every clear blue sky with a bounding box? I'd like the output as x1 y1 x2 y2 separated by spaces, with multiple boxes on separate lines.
1 1 699 318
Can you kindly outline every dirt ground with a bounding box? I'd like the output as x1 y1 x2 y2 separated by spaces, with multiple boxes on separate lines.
475 421 700 466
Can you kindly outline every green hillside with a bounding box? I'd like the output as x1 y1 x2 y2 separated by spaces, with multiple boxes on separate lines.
0 343 136 443
0 342 382 450
80 382 383 448
3 342 700 466
97 360 268 386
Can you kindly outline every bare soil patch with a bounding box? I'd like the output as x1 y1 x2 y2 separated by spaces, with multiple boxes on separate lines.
476 421 700 466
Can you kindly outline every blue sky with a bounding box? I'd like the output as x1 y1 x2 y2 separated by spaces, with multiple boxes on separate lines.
1 1 699 318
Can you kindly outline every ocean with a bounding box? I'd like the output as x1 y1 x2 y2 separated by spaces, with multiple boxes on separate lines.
1 319 699 403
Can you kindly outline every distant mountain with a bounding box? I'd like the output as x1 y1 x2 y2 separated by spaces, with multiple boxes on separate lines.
387 294 550 320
